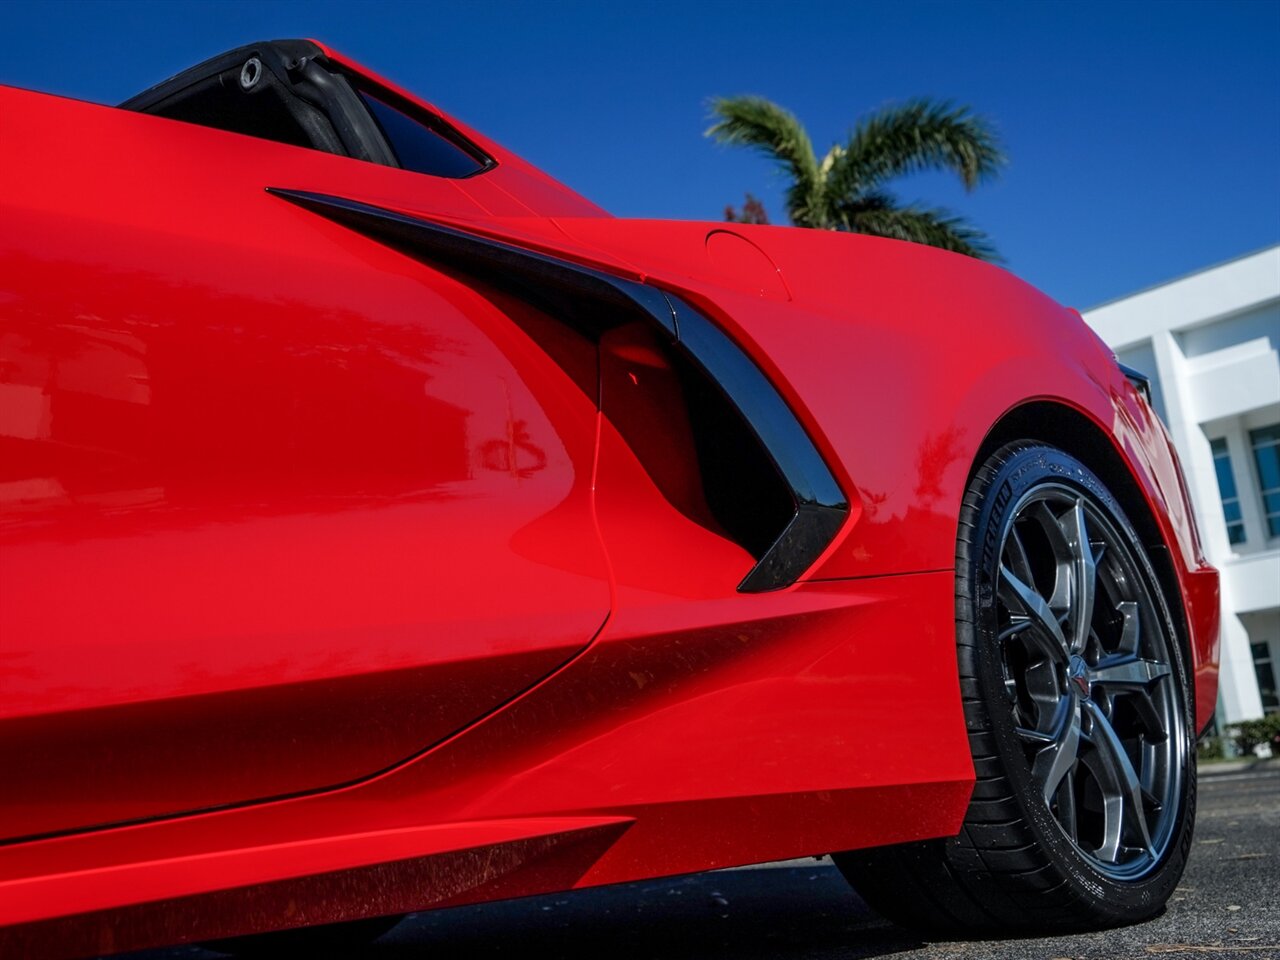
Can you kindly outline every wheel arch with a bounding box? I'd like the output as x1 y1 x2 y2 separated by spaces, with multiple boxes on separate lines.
973 399 1196 693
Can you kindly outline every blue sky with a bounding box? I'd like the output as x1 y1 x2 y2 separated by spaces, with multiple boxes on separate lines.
1 0 1276 308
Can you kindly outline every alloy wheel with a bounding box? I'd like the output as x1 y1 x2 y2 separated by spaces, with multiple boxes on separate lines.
995 483 1187 880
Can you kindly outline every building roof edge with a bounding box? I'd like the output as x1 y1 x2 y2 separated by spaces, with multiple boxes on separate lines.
1084 242 1280 314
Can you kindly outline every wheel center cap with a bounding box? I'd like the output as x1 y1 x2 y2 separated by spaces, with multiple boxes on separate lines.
1068 656 1091 699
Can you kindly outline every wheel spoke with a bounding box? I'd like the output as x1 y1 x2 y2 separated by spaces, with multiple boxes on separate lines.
1056 774 1079 842
1030 699 1081 804
1083 701 1152 862
1115 600 1140 658
999 565 1070 665
1060 499 1097 655
1091 653 1172 740
1027 501 1074 616
1091 656 1171 689
1141 741 1163 804
1004 523 1036 588
1016 687 1070 741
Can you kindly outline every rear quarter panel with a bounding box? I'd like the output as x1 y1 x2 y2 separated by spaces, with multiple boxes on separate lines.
553 218 1218 727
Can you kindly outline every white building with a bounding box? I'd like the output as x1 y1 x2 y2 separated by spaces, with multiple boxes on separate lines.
1084 245 1280 730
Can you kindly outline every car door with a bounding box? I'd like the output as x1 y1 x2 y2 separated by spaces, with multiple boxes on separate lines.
0 83 610 840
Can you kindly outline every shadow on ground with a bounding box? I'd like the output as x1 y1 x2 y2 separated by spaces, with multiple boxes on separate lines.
373 862 921 960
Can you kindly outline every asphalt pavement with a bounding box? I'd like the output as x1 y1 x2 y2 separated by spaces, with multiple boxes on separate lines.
125 762 1280 960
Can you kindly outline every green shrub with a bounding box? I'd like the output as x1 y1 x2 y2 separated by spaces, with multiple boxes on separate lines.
1196 735 1225 761
1227 714 1280 756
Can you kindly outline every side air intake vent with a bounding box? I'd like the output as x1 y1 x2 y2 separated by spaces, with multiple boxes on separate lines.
268 188 849 591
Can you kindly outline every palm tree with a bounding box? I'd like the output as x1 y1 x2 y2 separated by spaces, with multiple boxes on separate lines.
706 96 1005 260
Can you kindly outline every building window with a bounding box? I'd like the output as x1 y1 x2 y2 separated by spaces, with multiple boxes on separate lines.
1253 642 1279 714
1250 424 1280 538
1211 438 1247 545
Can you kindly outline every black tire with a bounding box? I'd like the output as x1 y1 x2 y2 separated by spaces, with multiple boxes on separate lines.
205 914 405 956
835 441 1197 933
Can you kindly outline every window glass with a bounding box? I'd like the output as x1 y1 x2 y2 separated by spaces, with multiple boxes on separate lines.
1252 642 1279 713
1211 437 1247 545
1250 425 1280 538
358 91 487 179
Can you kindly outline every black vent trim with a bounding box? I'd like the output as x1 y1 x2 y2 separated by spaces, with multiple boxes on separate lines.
267 188 849 591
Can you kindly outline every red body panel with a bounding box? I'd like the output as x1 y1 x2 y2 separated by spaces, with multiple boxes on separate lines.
0 86 612 839
0 46 1218 958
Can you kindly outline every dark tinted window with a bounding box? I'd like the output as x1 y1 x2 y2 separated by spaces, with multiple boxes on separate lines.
1251 424 1280 537
358 91 487 179
1211 437 1247 545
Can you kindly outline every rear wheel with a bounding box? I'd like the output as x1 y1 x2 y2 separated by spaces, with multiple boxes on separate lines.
835 441 1196 932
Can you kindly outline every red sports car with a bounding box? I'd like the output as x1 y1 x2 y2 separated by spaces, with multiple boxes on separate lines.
0 40 1219 957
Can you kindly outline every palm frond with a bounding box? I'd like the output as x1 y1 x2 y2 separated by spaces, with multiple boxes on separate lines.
831 188 895 230
841 204 1002 262
828 99 1005 197
706 96 821 226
